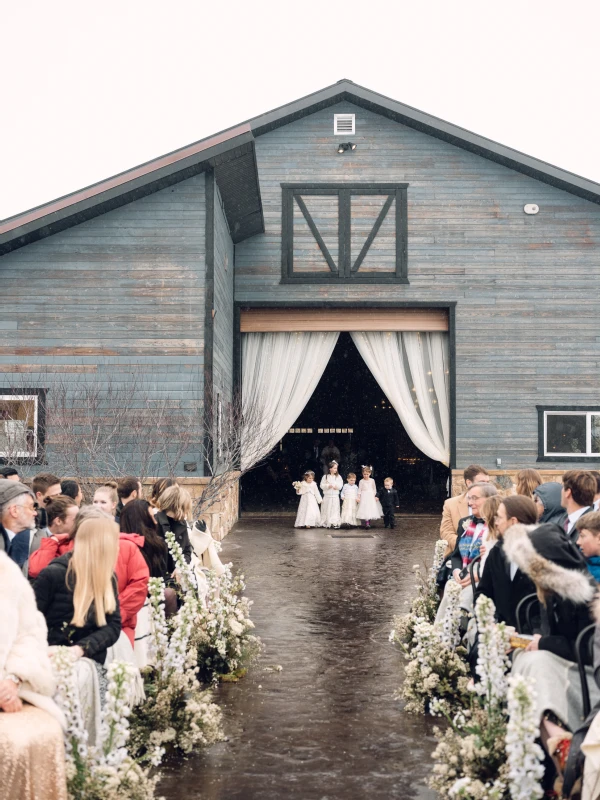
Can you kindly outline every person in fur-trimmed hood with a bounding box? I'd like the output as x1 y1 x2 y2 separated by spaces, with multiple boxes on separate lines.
505 521 600 741
504 521 595 661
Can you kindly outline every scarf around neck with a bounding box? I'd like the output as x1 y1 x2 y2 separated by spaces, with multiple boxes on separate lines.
458 517 486 567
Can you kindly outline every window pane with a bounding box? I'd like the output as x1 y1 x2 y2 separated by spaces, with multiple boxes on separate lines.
0 397 37 456
592 415 600 454
546 414 586 454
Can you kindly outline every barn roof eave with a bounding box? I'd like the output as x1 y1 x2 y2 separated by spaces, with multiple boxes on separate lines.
2 78 600 256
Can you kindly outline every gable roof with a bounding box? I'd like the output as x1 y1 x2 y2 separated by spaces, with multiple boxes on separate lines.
2 78 600 256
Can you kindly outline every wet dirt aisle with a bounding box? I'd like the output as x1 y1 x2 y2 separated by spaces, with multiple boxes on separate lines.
158 515 440 800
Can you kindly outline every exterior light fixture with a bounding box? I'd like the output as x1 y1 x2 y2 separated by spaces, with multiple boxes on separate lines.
337 142 356 154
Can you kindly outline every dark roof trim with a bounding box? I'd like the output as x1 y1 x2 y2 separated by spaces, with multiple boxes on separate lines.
249 80 600 206
0 124 260 255
2 79 599 257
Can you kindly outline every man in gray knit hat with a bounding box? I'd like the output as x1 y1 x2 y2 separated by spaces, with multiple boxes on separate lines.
0 481 37 558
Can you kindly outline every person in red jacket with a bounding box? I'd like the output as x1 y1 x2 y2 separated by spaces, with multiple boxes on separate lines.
29 505 149 647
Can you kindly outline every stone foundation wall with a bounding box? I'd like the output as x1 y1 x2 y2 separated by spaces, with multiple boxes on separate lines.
451 469 565 497
141 476 239 540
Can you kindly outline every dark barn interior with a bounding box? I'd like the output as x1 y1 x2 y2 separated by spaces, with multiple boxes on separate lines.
241 333 449 514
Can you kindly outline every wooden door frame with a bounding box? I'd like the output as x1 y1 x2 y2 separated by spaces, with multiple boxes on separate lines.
233 300 457 469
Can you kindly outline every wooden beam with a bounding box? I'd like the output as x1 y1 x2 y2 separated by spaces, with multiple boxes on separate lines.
239 308 448 333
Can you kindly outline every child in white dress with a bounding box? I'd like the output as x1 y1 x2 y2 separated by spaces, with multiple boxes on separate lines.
356 465 383 529
320 461 343 529
294 471 322 528
340 472 359 527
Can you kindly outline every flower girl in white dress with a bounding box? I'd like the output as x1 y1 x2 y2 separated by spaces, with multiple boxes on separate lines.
356 465 383 529
340 472 359 527
294 471 322 528
320 461 343 529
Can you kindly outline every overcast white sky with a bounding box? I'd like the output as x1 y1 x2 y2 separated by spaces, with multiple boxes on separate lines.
2 0 599 220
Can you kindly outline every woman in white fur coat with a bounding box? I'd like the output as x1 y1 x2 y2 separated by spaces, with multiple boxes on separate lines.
0 551 68 799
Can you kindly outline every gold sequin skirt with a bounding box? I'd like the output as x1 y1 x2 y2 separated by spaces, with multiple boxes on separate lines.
0 704 67 800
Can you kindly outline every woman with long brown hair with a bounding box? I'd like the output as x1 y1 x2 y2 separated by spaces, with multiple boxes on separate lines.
515 468 543 499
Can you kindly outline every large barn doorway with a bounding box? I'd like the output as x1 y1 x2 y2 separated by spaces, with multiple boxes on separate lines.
241 331 449 514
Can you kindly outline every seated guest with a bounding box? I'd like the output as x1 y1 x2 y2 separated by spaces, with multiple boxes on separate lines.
29 507 149 648
474 495 539 627
446 482 498 588
0 480 37 556
0 551 67 800
576 511 600 582
34 515 122 663
150 477 177 512
120 499 177 617
439 465 491 556
562 470 596 542
533 481 567 527
60 479 83 507
154 484 193 563
515 468 543 498
116 476 143 523
505 521 598 733
0 466 21 481
435 482 497 625
11 494 79 576
480 494 502 567
93 481 119 519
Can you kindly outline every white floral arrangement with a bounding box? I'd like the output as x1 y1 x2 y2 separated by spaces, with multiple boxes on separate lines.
292 480 302 491
129 577 225 760
398 579 470 715
390 539 446 651
505 676 545 800
428 597 544 800
52 647 158 800
191 565 262 683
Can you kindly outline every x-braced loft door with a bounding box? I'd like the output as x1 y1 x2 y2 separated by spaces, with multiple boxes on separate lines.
281 184 408 284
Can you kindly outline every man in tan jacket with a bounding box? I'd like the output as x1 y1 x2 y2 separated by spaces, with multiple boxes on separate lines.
440 465 491 555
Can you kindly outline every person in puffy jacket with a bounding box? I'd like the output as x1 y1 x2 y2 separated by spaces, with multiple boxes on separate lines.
34 516 122 664
29 506 149 647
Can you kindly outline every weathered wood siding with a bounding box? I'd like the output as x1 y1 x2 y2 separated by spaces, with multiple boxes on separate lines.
235 101 600 469
212 184 235 402
0 172 207 475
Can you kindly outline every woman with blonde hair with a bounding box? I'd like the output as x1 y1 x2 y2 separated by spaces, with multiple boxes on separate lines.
515 468 543 499
93 481 119 518
29 506 149 648
474 494 503 578
155 484 193 563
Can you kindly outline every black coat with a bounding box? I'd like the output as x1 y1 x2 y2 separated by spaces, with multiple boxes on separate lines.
34 553 121 664
378 487 399 509
155 512 192 565
538 593 595 663
474 540 536 628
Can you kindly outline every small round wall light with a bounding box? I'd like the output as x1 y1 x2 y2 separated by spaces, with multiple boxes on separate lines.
337 142 357 154
524 204 539 215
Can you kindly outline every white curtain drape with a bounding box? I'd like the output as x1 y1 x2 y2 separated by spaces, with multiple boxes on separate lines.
350 331 450 465
241 331 339 469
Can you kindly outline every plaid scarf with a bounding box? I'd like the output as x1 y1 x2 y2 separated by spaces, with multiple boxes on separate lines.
458 517 486 568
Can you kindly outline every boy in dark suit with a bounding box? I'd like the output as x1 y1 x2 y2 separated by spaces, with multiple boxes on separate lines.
379 477 400 529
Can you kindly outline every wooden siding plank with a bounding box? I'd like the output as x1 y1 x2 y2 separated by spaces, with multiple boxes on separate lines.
240 308 448 332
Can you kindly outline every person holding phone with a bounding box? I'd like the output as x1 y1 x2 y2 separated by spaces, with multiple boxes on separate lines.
447 482 498 588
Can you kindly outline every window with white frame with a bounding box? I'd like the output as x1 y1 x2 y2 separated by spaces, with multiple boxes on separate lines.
0 394 39 458
540 408 600 458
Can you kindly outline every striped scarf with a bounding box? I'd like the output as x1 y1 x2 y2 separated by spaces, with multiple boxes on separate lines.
458 517 486 568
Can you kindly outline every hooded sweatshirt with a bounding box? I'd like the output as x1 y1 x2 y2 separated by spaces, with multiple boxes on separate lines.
534 481 568 527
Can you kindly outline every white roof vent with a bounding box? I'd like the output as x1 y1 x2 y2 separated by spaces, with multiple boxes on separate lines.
334 113 355 135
